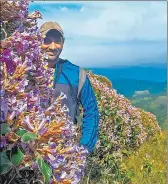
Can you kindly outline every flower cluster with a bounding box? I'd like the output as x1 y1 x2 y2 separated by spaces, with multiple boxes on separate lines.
0 0 29 40
0 0 28 21
88 72 160 149
0 1 88 184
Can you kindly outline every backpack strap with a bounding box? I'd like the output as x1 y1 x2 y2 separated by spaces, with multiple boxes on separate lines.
77 67 87 99
53 63 63 88
61 71 76 102
53 59 65 88
75 68 87 125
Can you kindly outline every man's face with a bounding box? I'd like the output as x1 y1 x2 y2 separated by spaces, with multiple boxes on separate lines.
41 29 64 67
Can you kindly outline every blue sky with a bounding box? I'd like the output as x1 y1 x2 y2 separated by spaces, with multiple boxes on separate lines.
29 1 167 67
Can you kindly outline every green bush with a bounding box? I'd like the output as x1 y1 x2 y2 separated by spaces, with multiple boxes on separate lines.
123 131 167 184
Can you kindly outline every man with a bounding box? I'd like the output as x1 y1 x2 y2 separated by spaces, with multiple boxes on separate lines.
40 21 99 153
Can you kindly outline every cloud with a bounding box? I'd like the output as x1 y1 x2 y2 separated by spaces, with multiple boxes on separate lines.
29 1 167 67
61 40 166 67
60 7 68 12
30 1 166 41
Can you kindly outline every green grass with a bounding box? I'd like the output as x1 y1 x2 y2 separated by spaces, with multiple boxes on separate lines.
122 131 167 184
82 132 167 184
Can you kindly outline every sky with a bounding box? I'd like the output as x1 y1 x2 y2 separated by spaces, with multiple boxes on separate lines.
29 1 167 68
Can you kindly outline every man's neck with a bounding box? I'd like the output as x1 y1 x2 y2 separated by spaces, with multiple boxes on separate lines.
48 63 56 68
47 58 60 68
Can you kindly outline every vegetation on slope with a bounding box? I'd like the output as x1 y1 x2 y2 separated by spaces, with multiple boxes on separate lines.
131 94 167 130
123 131 167 184
83 71 162 184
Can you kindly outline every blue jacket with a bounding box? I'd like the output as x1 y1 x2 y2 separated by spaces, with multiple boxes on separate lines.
53 59 99 152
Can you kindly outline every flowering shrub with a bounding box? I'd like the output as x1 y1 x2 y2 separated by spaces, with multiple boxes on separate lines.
84 72 161 183
94 75 112 89
0 1 88 184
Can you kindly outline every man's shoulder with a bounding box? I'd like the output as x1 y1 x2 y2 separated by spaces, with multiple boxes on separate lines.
61 58 81 73
59 59 80 85
62 59 80 68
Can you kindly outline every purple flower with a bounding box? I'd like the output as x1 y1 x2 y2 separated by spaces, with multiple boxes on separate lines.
1 48 16 74
38 127 48 135
49 142 57 149
32 161 38 169
54 173 62 181
0 136 6 148
16 25 25 33
76 171 83 180
3 49 12 58
0 89 5 97
0 98 8 121
49 155 66 169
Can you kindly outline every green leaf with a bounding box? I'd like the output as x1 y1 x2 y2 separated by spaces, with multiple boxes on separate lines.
37 157 52 184
11 148 24 166
16 129 28 137
21 132 37 143
105 110 110 116
0 152 12 175
0 123 11 135
126 170 134 178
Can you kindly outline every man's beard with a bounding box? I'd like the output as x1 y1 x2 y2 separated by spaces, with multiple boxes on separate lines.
46 54 60 68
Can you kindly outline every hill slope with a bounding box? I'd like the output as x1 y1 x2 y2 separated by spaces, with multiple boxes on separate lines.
123 131 166 184
83 71 161 183
131 94 167 130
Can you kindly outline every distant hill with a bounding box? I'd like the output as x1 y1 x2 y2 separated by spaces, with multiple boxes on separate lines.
111 79 166 97
89 66 167 82
87 66 167 97
88 66 167 129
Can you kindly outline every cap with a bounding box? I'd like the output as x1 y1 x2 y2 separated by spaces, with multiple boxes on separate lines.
40 21 64 38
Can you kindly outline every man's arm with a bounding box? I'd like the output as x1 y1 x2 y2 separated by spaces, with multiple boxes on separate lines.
79 76 99 153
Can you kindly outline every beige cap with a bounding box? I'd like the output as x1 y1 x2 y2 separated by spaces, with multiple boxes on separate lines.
40 21 64 38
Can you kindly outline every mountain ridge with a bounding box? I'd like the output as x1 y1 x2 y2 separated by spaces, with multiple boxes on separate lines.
88 66 167 82
111 78 166 97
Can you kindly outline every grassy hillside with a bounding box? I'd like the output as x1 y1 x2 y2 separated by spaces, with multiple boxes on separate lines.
122 131 167 184
83 131 167 184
